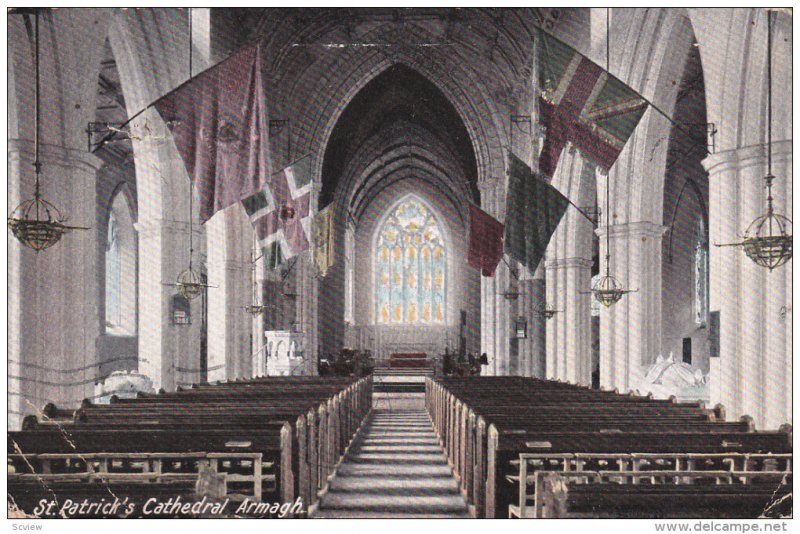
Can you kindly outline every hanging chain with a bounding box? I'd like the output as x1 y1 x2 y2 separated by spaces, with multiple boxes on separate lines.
33 9 42 220
188 8 193 80
252 233 258 304
765 10 774 219
605 8 611 278
187 7 194 273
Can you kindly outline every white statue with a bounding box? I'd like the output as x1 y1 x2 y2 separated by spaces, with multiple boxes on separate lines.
639 353 708 402
94 370 155 403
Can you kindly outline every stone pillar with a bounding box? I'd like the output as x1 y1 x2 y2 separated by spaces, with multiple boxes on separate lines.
528 270 547 378
206 205 254 383
478 179 511 375
597 221 667 393
478 181 495 374
8 140 101 429
294 250 317 375
507 261 545 378
703 140 791 429
251 250 268 377
545 257 593 384
136 218 204 392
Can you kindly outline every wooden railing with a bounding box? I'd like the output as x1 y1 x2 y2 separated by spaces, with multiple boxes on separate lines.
510 452 793 518
9 451 271 501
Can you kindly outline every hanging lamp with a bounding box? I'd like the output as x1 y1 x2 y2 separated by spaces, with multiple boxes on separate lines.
717 11 792 270
497 259 521 301
163 9 213 300
537 308 562 320
501 286 521 301
9 9 88 251
243 236 267 315
588 9 636 308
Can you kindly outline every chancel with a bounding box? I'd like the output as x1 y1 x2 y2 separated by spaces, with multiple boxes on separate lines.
7 7 793 520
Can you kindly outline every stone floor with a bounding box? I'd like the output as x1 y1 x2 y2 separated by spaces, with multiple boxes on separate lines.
313 404 471 518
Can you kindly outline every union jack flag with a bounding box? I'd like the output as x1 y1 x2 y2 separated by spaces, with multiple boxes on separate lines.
537 29 648 180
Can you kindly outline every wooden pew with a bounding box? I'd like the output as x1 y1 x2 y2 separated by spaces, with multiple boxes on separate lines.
8 450 272 517
511 456 792 518
527 471 792 519
10 376 372 518
426 376 716 515
425 377 792 519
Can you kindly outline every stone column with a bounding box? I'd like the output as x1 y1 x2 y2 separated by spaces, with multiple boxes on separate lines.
703 140 791 429
545 257 594 385
136 218 204 391
513 265 546 378
478 181 496 374
206 205 254 383
478 179 512 375
294 250 317 376
597 221 667 393
8 140 101 429
252 252 267 377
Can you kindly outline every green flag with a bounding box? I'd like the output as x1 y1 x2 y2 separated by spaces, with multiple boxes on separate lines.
504 152 571 272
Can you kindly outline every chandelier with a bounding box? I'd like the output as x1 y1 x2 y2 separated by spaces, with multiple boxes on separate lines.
9 9 87 251
586 9 636 308
172 267 203 300
590 272 637 308
163 12 213 301
537 308 562 320
501 286 521 301
717 11 792 270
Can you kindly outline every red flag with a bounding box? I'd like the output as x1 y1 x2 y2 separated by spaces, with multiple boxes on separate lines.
468 204 505 277
154 43 271 223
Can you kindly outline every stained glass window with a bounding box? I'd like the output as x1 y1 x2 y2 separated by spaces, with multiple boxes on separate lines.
376 197 446 324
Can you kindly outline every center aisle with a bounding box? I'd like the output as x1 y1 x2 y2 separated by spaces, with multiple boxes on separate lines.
313 408 471 518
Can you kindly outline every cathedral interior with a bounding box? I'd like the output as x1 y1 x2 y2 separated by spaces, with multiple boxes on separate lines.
6 7 793 520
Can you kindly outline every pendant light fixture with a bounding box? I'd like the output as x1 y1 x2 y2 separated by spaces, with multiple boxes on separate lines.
164 8 213 300
537 308 562 320
717 10 792 270
498 260 521 301
243 236 267 316
589 8 636 307
8 9 88 251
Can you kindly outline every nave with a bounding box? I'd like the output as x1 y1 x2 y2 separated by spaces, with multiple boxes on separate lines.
314 408 470 518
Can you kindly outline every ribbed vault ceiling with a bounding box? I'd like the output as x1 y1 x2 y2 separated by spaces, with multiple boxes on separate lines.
321 63 478 214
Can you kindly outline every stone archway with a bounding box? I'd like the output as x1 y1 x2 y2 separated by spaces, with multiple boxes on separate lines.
311 61 481 362
107 9 208 391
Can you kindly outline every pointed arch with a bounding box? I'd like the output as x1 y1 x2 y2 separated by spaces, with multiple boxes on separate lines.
104 184 137 336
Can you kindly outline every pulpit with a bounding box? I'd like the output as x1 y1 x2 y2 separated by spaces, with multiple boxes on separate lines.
264 330 310 376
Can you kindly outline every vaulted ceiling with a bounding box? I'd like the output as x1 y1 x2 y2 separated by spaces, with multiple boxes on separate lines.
321 63 478 212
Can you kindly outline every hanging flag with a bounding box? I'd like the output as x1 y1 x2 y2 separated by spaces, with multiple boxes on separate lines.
504 152 571 272
468 204 505 277
313 203 335 277
241 155 313 266
537 29 648 179
154 43 270 223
